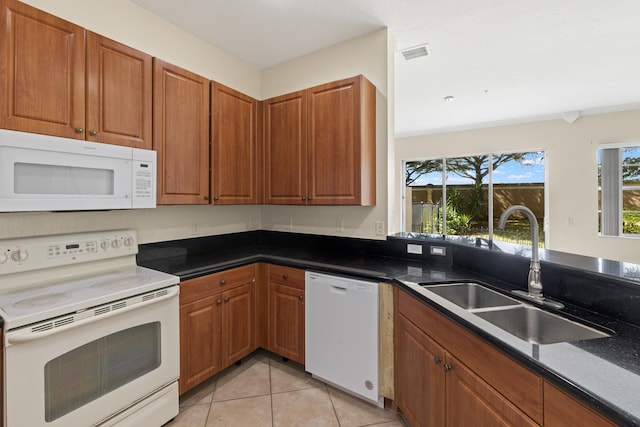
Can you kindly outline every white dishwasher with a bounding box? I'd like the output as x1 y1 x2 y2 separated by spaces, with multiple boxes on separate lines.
305 271 380 403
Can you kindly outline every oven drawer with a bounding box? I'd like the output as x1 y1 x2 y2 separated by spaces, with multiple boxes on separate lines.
180 263 257 304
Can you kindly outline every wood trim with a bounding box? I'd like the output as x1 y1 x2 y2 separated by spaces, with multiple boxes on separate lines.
379 282 395 399
544 381 617 427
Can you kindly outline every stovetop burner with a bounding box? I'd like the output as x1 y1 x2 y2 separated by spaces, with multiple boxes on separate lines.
14 292 72 309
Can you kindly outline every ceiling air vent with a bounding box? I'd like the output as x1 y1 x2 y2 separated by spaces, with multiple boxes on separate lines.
401 43 430 60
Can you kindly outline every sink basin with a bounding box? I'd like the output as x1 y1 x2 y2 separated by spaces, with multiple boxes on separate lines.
423 282 521 310
475 306 611 344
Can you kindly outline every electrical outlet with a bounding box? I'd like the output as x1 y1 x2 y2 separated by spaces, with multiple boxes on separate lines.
407 244 423 254
336 219 344 232
375 221 385 236
430 246 446 256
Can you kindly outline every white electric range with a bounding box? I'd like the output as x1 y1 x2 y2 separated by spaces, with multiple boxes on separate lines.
0 229 180 427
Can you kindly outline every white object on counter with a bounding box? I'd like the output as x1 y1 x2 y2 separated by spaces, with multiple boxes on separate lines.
305 271 380 403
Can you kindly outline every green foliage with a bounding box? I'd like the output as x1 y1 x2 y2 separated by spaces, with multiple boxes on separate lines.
623 212 640 234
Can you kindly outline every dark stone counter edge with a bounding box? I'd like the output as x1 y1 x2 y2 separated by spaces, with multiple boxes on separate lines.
143 253 639 427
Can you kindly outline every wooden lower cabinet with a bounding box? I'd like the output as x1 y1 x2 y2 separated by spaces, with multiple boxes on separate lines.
267 265 305 364
394 287 620 427
395 287 541 426
445 353 538 426
179 264 257 394
395 314 445 427
543 381 617 427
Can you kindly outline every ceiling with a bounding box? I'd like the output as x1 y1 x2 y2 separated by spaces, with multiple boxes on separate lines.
132 0 640 136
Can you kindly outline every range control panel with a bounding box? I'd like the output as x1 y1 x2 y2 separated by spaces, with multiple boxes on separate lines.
0 230 137 276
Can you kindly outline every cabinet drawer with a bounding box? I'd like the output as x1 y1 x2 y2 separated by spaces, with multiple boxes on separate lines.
397 288 543 424
268 265 305 290
181 264 257 304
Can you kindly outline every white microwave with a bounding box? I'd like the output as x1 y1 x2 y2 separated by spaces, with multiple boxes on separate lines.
0 129 156 212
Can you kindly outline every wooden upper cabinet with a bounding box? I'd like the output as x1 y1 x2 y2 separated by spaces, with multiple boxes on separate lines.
153 59 210 204
211 82 258 204
263 91 307 205
86 32 152 149
0 0 85 139
0 1 152 149
307 76 376 206
262 75 376 206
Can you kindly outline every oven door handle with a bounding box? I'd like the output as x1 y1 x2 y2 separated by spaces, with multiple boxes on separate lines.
6 286 179 345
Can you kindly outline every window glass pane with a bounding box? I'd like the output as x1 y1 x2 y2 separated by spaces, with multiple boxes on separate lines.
44 322 161 421
622 146 640 235
406 160 443 233
445 156 489 236
493 152 545 247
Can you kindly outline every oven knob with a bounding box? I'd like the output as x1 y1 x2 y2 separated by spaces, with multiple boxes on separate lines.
11 249 29 262
0 252 7 264
123 236 133 247
100 240 110 250
112 239 122 249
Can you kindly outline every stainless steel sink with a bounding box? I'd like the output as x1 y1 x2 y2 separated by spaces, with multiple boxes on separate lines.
475 305 611 344
423 282 521 310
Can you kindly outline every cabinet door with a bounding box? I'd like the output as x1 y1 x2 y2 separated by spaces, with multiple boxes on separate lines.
263 91 307 204
180 294 222 394
543 382 616 427
445 354 538 427
211 83 258 204
153 59 210 204
269 283 305 364
86 32 152 149
307 76 376 206
395 313 445 427
221 283 255 366
0 0 85 139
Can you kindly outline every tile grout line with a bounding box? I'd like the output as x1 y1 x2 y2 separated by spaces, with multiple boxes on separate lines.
269 356 275 427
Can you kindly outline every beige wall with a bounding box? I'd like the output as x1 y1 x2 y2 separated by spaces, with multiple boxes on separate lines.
395 109 640 264
1 1 391 243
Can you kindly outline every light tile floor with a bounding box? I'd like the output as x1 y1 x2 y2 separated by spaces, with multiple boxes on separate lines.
166 351 406 427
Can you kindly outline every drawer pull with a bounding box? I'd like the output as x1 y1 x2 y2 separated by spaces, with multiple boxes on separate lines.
224 297 230 303
220 280 227 285
283 274 288 280
298 295 304 301
216 299 222 305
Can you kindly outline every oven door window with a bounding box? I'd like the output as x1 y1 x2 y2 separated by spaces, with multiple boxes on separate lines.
44 322 161 422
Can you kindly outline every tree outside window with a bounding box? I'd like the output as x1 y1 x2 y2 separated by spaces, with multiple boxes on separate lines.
405 151 545 247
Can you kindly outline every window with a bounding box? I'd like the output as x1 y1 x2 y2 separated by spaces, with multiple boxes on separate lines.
404 151 545 247
598 144 640 236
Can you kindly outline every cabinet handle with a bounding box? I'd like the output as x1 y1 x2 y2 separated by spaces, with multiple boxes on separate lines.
214 196 219 201
308 196 312 201
220 280 226 285
89 129 98 136
204 196 210 201
434 356 442 365
301 197 306 201
298 295 304 301
216 299 222 305
443 364 451 372
224 297 230 303
74 127 84 134
282 274 288 280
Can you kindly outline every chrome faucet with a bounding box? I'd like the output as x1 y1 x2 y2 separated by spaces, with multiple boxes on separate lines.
497 205 563 309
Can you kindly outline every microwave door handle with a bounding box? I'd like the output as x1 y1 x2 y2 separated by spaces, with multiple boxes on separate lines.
5 286 178 345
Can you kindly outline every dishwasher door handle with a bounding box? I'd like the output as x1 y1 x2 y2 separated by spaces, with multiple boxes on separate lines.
330 285 348 294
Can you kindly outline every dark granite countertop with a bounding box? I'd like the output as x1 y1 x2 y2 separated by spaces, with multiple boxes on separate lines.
138 231 640 426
